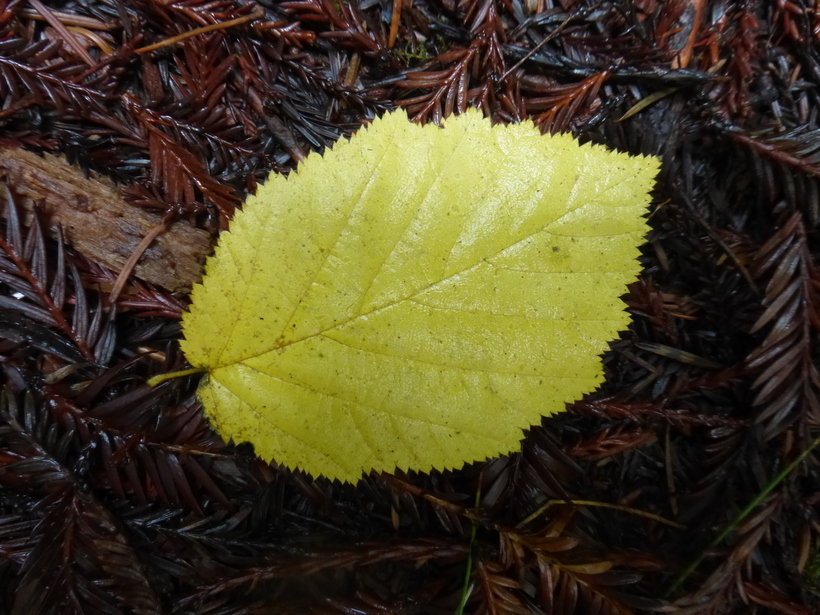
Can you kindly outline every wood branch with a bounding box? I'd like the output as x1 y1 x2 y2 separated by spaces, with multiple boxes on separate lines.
0 149 212 292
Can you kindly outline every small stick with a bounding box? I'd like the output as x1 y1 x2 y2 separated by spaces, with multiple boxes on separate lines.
108 222 167 306
499 0 603 83
29 0 96 66
672 0 705 69
136 10 263 54
518 498 686 530
388 0 402 49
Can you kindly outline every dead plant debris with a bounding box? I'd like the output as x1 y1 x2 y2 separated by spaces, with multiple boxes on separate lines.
0 148 212 292
0 0 819 613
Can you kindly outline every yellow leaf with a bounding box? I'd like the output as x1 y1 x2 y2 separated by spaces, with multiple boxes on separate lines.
180 109 659 483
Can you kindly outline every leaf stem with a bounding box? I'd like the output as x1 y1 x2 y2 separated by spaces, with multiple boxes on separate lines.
146 367 206 387
135 10 263 54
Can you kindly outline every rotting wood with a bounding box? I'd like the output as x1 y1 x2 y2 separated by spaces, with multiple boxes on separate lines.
0 148 212 293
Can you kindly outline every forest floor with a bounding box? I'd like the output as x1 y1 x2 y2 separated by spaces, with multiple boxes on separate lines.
0 1 818 613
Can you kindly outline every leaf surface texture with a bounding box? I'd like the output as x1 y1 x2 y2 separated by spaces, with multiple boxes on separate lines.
181 109 659 482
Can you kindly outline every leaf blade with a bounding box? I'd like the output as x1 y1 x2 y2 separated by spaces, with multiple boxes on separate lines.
182 109 659 482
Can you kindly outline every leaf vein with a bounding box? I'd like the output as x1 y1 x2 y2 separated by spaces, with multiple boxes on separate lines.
277 124 400 339
210 373 355 476
356 126 471 313
234 361 505 439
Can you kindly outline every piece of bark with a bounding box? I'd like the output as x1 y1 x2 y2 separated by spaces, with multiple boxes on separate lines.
0 148 213 292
